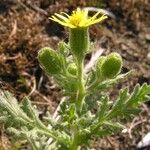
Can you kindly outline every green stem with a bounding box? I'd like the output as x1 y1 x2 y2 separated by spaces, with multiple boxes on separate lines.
87 76 105 92
26 136 39 150
70 59 86 150
70 126 79 150
37 128 68 148
76 59 85 114
87 78 99 91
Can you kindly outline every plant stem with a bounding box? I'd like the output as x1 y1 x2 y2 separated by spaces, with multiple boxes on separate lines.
76 59 85 114
87 78 99 91
70 59 86 150
26 136 39 150
70 126 79 150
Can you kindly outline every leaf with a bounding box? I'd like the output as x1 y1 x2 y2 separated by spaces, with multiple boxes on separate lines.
0 116 9 123
122 108 140 117
77 112 94 128
0 91 31 124
107 88 129 119
103 121 124 135
59 102 77 125
94 122 124 137
21 97 39 120
126 83 150 107
107 83 150 119
96 72 131 90
97 96 109 121
87 71 131 95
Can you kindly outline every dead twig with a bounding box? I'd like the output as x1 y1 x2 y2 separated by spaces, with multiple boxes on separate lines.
28 76 36 97
84 7 116 19
28 4 48 16
85 48 104 73
9 20 17 39
31 101 50 106
34 90 52 106
128 118 147 139
106 137 118 150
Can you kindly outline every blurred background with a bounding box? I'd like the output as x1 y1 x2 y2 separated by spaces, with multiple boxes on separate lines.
0 0 150 149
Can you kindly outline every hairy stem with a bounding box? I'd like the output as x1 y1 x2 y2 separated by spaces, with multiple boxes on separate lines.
70 126 79 150
70 59 86 150
76 59 86 114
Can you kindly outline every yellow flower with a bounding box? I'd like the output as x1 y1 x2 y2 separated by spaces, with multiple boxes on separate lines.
49 8 107 28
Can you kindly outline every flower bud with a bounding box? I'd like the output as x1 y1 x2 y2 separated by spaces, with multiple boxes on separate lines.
69 28 89 60
96 56 107 77
96 53 122 79
67 63 77 76
38 47 62 75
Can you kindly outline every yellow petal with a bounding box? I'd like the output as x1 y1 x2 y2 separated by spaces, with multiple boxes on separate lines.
61 12 70 18
89 15 108 25
49 8 107 28
90 11 101 20
49 16 69 27
54 13 69 22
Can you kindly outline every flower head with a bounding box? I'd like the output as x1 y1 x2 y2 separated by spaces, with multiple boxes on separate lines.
49 8 107 28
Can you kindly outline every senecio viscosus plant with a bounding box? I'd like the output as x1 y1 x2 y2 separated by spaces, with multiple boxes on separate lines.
0 8 150 150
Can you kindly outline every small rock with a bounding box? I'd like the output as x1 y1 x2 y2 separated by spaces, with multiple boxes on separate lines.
137 132 150 149
145 34 150 41
147 53 150 60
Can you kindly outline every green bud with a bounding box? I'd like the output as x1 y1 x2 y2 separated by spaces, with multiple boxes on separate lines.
38 47 62 75
96 53 122 79
96 56 107 77
67 63 77 76
69 28 89 61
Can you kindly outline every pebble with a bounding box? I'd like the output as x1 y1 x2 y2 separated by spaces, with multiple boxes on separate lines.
147 53 150 60
145 34 150 41
137 132 150 149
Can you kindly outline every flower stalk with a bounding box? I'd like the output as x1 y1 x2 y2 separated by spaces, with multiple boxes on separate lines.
76 59 85 114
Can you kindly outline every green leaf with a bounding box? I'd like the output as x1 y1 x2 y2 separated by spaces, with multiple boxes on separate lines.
21 97 38 120
126 83 150 107
97 96 109 121
107 83 150 120
87 71 131 95
77 112 94 128
0 91 31 124
107 88 129 119
96 72 131 90
103 121 124 134
94 122 124 137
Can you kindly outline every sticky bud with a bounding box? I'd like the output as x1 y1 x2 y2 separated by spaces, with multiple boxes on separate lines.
38 47 62 75
67 63 77 76
69 28 89 61
96 56 107 77
96 53 122 79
